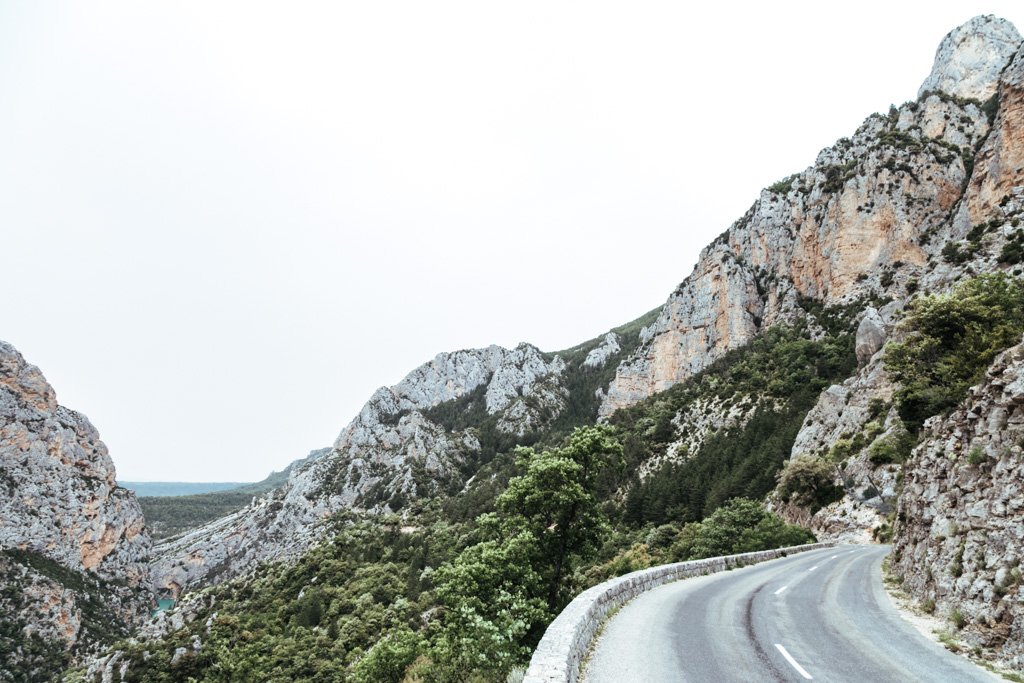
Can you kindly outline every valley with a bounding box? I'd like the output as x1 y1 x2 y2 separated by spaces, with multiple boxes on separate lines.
3 12 1024 683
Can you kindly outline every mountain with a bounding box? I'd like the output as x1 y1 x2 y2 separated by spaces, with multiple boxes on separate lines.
24 13 1024 681
0 341 153 679
150 312 658 596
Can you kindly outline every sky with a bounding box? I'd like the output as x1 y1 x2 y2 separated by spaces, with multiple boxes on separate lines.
2 1 1022 482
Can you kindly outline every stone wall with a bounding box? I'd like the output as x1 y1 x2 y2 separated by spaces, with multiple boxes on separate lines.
522 542 834 683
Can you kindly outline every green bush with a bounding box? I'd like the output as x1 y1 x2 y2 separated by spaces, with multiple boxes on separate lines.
352 628 422 683
886 274 1024 433
768 175 797 195
671 498 815 560
867 427 915 465
776 458 842 511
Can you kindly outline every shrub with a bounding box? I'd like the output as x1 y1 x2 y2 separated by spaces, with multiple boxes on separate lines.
671 498 814 560
868 427 915 465
777 458 843 511
950 608 967 630
886 274 1024 432
353 628 422 683
768 175 797 195
967 446 986 466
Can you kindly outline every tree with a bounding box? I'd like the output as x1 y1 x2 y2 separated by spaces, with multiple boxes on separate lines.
776 457 842 511
672 498 814 560
497 425 623 609
427 426 624 681
353 627 423 683
429 531 548 682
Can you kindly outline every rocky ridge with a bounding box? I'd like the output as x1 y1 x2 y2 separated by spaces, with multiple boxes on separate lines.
601 16 1022 417
152 15 1024 598
0 340 152 673
778 21 1024 527
151 340 618 595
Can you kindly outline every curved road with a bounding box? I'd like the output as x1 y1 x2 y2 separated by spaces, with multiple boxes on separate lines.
585 545 997 682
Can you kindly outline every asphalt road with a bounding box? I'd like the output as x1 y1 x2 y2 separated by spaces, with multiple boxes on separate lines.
584 545 997 682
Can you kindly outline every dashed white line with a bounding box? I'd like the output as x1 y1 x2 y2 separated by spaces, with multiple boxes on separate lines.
774 585 788 595
775 644 813 679
830 554 838 559
808 565 819 572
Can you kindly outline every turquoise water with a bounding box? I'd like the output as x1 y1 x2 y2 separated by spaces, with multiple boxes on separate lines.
152 598 175 616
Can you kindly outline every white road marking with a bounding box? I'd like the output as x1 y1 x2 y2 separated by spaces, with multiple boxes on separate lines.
775 644 813 679
808 565 819 572
830 554 838 559
774 585 788 595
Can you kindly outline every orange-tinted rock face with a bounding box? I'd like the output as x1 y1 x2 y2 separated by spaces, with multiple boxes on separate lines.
0 340 153 654
965 45 1024 228
601 28 1020 416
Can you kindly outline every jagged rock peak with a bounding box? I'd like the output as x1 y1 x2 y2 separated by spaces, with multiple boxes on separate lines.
0 340 150 584
0 340 153 659
918 15 1022 101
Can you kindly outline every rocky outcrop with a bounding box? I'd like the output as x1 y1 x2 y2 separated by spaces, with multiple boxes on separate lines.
601 16 1022 416
917 15 1021 101
893 338 1024 668
855 307 887 365
151 343 572 595
766 19 1024 543
774 336 899 542
0 340 152 668
959 39 1024 230
583 333 621 369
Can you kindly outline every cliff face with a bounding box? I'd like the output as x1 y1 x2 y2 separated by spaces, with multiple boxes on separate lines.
893 339 1024 666
601 15 1021 416
0 340 152 673
768 24 1024 667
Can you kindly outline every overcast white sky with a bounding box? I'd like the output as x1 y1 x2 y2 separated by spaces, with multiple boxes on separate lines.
2 2 1021 482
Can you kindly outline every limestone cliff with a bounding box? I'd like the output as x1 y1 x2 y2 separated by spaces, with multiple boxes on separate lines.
601 15 1022 416
757 25 1024 668
0 340 152 675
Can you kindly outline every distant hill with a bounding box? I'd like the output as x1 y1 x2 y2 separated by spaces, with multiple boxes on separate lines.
133 465 299 539
119 482 250 497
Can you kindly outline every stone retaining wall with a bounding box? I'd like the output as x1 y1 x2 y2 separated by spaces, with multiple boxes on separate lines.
522 542 834 683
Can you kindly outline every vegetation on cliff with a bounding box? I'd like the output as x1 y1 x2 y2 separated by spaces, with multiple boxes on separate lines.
887 273 1024 433
617 312 857 525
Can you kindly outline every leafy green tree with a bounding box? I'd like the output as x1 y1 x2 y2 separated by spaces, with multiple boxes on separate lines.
353 627 423 683
887 273 1024 432
429 531 548 682
428 426 623 681
498 425 623 609
671 498 814 560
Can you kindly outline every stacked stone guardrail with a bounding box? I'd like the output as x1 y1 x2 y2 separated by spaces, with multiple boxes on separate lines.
522 542 834 683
